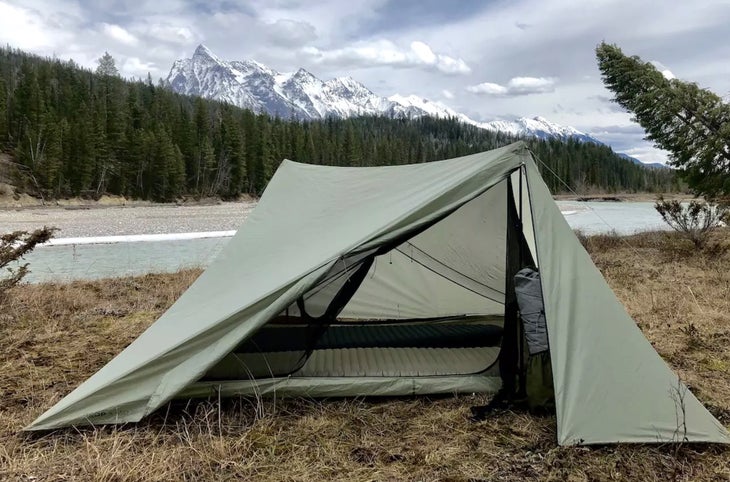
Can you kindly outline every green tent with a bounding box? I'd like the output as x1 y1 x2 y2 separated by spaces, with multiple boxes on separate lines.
27 142 729 445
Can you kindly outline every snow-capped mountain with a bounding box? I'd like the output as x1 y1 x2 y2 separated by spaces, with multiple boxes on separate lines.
168 45 391 119
385 94 473 123
478 117 602 144
167 45 602 147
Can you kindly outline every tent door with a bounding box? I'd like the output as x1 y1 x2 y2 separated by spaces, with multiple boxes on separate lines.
499 170 536 400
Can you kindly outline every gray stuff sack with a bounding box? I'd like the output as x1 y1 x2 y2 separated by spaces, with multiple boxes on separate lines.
514 267 548 355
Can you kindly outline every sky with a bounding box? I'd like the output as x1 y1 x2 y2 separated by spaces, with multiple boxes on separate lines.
1 0 729 165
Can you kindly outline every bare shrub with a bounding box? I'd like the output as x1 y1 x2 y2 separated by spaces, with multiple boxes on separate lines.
680 322 704 350
0 227 56 302
655 197 727 249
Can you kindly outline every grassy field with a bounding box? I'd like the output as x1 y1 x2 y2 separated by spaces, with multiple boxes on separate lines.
1 231 729 481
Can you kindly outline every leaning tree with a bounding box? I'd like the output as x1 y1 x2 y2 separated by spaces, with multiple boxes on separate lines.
596 42 730 201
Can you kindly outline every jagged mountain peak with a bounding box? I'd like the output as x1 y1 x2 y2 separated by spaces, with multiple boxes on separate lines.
231 58 275 74
289 67 319 83
192 44 221 63
325 76 373 96
389 94 449 110
166 45 625 155
327 75 363 87
293 67 314 77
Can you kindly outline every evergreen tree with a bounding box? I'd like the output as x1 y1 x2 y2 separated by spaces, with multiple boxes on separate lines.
193 97 211 193
38 114 62 193
96 51 119 77
220 104 246 197
343 122 361 166
258 119 276 193
596 42 730 199
0 78 7 148
70 101 96 193
199 138 216 196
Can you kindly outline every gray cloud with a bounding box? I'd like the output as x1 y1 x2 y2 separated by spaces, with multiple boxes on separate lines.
589 95 627 114
101 23 138 45
348 0 493 37
587 124 646 151
589 124 646 136
584 123 673 164
300 40 471 75
266 18 317 47
467 77 556 97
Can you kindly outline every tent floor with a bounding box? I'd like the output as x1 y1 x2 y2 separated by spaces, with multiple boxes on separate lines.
206 346 501 379
182 373 503 400
299 346 500 377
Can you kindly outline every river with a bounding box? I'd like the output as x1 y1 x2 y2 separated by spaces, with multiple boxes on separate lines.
15 201 668 283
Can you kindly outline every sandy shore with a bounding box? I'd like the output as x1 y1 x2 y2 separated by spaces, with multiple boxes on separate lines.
0 202 256 238
0 197 657 239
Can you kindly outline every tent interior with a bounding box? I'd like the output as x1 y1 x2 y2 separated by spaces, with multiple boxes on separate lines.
198 169 536 394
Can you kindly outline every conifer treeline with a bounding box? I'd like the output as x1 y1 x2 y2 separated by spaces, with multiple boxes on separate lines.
0 47 676 201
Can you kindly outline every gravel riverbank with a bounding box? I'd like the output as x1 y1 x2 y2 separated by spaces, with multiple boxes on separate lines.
0 202 256 238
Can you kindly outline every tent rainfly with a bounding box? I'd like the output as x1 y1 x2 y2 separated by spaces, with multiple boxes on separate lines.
27 142 730 445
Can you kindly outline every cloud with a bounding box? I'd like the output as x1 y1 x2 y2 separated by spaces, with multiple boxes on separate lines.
349 0 492 38
589 124 646 136
589 94 627 113
467 77 556 97
122 57 156 77
0 1 72 51
584 122 670 164
101 23 138 46
143 23 196 44
300 39 471 75
649 60 675 80
266 18 317 46
467 82 508 96
618 145 669 165
442 89 454 99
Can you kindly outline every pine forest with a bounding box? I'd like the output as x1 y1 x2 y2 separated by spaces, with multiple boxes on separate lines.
0 47 677 202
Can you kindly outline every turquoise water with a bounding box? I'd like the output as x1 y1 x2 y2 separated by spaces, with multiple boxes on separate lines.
557 201 668 235
21 237 231 283
18 202 667 283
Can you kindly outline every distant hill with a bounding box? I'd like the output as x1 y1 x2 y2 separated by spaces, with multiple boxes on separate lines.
617 153 669 169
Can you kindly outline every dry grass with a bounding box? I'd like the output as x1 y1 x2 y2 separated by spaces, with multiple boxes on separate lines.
1 232 729 481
